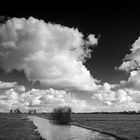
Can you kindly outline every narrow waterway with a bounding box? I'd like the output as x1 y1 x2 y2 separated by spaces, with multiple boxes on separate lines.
29 116 117 140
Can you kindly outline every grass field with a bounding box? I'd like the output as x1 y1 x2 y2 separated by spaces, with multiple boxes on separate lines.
70 113 140 140
1 113 140 140
37 113 140 140
0 113 44 140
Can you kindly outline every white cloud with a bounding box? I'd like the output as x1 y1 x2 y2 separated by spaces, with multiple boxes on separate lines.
21 88 94 112
3 17 140 112
0 87 94 112
1 80 140 112
91 80 140 111
92 83 133 107
0 81 27 112
5 88 20 100
118 61 139 72
86 34 98 45
118 37 140 91
0 17 98 91
0 81 17 89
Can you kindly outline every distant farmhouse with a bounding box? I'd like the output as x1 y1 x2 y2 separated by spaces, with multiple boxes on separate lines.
10 108 22 114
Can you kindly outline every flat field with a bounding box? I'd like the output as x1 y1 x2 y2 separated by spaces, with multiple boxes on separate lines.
37 113 140 139
1 113 140 140
71 113 140 140
0 113 44 140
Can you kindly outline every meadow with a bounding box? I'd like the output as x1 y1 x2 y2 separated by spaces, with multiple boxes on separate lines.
37 113 140 140
71 113 140 140
1 113 140 140
0 113 44 140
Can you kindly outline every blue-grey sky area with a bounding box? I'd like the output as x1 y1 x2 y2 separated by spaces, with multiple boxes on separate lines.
0 2 140 112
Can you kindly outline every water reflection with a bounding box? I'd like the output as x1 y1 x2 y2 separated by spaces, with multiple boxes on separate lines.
29 116 116 140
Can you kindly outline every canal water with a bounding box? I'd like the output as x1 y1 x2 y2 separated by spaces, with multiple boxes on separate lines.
29 116 117 140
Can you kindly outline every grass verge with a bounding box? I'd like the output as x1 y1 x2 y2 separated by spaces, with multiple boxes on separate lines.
0 113 45 140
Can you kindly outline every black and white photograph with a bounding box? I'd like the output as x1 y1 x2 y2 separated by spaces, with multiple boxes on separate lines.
0 2 140 140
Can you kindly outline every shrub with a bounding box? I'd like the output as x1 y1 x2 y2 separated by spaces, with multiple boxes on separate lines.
51 106 72 124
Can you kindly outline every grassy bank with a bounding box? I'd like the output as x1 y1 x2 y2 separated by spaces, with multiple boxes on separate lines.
71 113 140 140
0 113 44 140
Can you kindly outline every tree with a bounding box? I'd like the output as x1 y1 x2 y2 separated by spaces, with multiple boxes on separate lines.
28 110 32 114
10 109 13 114
28 109 37 114
51 106 72 124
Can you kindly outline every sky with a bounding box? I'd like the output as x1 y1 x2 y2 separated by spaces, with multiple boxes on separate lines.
1 2 140 112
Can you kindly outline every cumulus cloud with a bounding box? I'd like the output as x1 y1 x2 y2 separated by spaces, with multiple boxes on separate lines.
90 36 140 111
3 17 140 112
0 81 17 89
91 82 140 112
117 37 140 91
92 36 140 110
118 61 139 72
0 81 26 112
91 79 140 112
1 80 140 112
92 83 132 106
0 87 94 112
118 37 140 72
86 34 98 46
119 37 140 71
0 17 98 91
119 71 140 90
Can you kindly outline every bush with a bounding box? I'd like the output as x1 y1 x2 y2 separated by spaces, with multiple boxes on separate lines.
51 106 72 124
